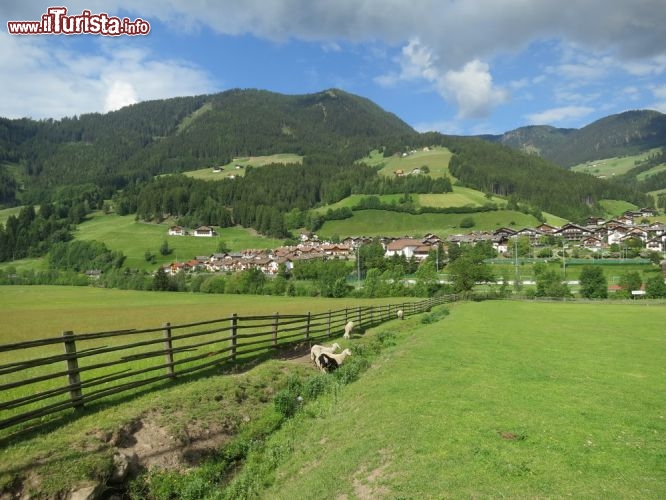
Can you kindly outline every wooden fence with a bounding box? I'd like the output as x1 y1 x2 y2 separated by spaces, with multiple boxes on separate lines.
0 296 453 431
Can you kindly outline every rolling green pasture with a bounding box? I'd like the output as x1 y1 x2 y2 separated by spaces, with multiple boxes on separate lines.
74 212 284 269
637 163 666 181
318 208 541 238
599 199 639 217
0 285 410 438
571 148 661 178
1 298 665 497
0 206 22 226
487 260 661 285
1 285 402 344
182 153 302 181
259 300 666 498
360 147 455 179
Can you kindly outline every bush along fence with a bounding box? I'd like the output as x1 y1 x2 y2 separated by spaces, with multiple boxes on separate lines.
0 296 455 432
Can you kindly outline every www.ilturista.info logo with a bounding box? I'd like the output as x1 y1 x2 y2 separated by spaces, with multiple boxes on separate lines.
7 7 151 36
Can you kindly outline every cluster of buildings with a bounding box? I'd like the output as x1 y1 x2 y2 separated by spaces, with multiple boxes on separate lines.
448 209 666 255
161 208 666 276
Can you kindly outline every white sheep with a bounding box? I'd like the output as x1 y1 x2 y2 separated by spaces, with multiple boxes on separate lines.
310 342 341 363
316 348 352 373
396 309 404 320
343 320 354 339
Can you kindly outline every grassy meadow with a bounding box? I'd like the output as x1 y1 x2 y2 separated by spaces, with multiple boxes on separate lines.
0 285 406 344
256 300 666 498
0 206 23 227
3 298 664 497
571 148 662 178
361 147 455 179
73 212 284 269
318 208 542 238
182 153 302 181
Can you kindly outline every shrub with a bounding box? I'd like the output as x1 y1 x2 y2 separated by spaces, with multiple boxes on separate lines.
273 390 299 418
302 374 332 399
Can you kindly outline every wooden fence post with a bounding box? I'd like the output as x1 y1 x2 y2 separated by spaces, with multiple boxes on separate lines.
62 331 83 410
230 314 238 361
305 312 311 340
357 306 362 329
273 313 279 347
327 310 331 337
163 322 175 379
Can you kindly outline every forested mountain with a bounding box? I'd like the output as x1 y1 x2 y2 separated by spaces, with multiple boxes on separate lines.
0 88 416 204
437 135 649 221
483 110 666 167
0 88 658 252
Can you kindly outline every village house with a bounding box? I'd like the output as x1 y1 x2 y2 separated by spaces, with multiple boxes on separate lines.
192 226 214 237
385 238 433 260
580 236 606 252
168 225 186 236
320 243 352 258
535 223 560 234
556 222 592 242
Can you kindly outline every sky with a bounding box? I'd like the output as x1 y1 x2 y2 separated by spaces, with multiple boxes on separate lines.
1 1 665 135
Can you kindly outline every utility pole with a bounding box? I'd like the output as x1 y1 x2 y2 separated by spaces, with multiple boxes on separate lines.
562 240 567 281
514 237 518 285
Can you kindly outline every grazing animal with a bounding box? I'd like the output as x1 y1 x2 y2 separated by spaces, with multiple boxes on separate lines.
343 320 354 339
310 343 341 363
316 348 352 373
396 309 404 320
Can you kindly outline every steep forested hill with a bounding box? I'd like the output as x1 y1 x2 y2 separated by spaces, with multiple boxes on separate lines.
0 88 416 203
0 89 656 233
483 110 666 167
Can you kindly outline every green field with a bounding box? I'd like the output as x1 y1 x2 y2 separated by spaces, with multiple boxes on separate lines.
571 148 662 178
486 259 661 286
0 206 22 226
599 199 639 217
182 153 302 181
74 212 284 269
3 298 665 498
360 147 455 179
258 300 666 498
316 186 508 213
317 208 542 238
0 285 404 344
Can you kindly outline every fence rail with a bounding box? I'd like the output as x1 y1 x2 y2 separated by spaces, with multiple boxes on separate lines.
0 296 455 431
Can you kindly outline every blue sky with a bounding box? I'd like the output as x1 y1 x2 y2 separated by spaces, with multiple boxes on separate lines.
1 1 665 135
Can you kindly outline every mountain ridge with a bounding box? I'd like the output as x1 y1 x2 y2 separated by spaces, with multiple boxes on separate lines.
481 109 666 167
0 89 658 224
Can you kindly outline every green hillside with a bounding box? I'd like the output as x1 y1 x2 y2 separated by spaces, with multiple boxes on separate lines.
182 153 303 180
0 88 416 204
571 148 662 178
360 146 454 179
317 208 541 238
485 110 666 168
74 212 284 269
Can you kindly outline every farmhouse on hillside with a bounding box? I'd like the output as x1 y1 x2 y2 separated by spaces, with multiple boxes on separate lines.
193 226 214 237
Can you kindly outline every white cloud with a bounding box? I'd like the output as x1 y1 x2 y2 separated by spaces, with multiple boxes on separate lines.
104 81 138 112
649 84 666 100
412 119 463 135
0 33 215 119
441 60 509 119
526 106 594 125
378 38 508 119
2 1 666 122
